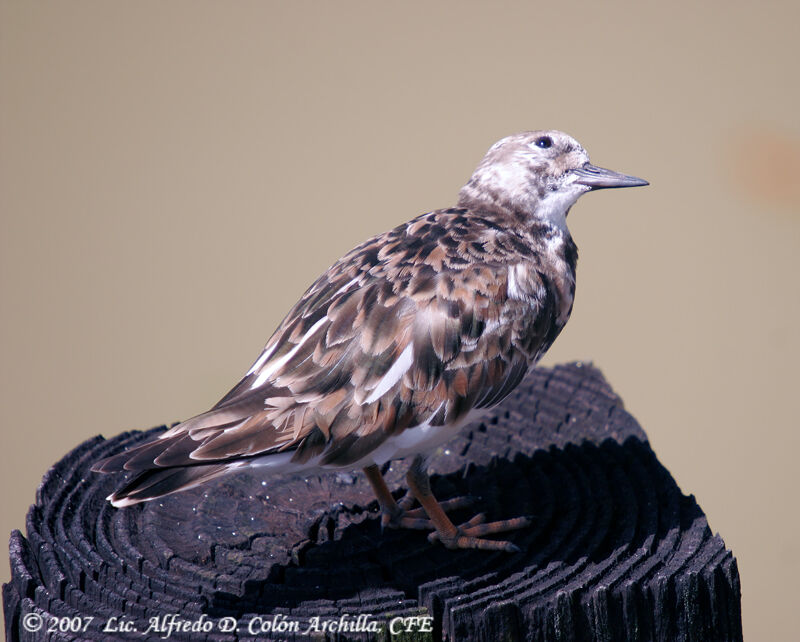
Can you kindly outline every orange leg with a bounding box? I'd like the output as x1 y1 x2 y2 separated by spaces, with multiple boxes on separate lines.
363 457 530 552
363 464 453 530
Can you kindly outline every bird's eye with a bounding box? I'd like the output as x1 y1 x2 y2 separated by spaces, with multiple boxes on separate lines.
536 136 553 149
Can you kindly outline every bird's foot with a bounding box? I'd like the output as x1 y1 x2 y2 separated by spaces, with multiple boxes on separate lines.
427 513 532 553
364 462 530 552
379 490 475 531
378 489 530 551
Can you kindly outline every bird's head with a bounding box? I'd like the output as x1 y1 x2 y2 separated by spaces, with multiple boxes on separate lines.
457 130 648 228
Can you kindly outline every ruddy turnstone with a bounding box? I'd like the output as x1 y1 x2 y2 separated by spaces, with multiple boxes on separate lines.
93 131 647 552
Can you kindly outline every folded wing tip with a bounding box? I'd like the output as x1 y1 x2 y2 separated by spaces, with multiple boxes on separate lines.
107 493 141 508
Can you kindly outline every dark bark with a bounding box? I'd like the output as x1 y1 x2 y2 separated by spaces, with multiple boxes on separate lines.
3 364 742 641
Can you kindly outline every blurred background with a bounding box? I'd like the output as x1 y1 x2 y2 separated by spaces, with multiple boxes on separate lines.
1 1 797 638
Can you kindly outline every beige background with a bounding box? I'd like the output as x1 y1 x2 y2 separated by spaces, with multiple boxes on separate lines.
2 1 798 638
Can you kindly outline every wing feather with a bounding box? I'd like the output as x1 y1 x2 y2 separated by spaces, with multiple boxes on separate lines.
93 209 566 505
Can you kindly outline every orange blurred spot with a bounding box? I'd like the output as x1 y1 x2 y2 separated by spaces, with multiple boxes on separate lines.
726 127 800 213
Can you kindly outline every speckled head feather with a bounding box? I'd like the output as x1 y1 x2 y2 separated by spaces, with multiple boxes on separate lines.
93 130 647 508
459 130 646 228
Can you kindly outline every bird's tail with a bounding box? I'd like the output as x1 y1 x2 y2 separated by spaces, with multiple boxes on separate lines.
104 462 241 507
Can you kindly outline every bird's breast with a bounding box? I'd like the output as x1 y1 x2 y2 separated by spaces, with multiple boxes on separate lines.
504 237 576 362
506 260 575 327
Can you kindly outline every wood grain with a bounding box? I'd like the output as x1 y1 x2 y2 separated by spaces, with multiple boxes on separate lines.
3 364 742 641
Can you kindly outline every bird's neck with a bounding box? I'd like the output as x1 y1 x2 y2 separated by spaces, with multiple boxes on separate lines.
457 174 534 222
457 183 575 239
534 189 579 235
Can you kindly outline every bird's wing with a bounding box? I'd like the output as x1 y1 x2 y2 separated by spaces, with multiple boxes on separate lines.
93 210 557 477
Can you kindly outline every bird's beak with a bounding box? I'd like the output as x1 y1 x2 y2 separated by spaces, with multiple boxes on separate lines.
573 163 649 190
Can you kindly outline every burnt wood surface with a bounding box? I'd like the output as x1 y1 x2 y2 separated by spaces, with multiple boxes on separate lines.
3 364 742 641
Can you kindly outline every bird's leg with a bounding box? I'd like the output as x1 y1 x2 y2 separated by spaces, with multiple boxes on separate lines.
405 455 531 553
362 464 473 531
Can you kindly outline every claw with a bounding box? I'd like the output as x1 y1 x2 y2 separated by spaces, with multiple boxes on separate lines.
427 515 531 552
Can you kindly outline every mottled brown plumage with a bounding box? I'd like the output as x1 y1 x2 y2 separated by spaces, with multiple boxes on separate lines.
93 130 647 551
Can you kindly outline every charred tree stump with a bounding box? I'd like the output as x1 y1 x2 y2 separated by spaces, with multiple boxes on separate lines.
4 364 742 641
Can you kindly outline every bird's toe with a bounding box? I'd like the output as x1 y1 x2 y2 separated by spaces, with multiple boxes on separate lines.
427 514 532 552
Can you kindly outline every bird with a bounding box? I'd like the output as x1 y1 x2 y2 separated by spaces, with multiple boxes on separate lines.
92 130 648 552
